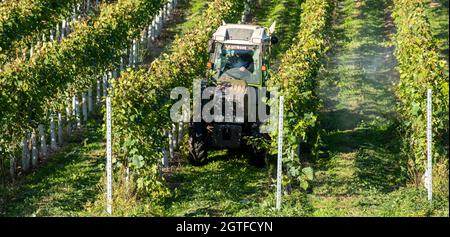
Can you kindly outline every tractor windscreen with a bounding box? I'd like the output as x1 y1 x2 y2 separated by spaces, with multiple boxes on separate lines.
215 44 260 84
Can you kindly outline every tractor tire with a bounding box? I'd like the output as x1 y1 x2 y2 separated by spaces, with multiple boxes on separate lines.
242 141 266 168
248 148 267 168
188 122 208 166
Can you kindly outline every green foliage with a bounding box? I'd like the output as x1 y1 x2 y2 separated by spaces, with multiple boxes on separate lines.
266 0 334 189
111 0 244 199
0 0 80 58
392 0 449 184
0 0 164 168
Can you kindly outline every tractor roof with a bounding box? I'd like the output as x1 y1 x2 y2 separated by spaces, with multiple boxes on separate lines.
212 24 268 45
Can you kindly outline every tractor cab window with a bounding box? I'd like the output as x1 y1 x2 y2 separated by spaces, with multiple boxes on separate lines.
221 50 255 73
214 44 261 84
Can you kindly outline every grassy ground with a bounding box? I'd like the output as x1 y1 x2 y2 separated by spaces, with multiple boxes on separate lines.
143 0 209 64
252 0 303 70
0 122 105 217
312 0 448 216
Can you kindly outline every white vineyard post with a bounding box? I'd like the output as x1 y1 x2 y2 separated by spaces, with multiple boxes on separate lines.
132 39 137 68
172 123 178 150
276 96 284 210
120 57 124 72
88 87 93 112
72 95 76 117
107 71 112 90
58 113 63 146
97 80 101 106
66 104 72 138
36 41 41 53
125 165 130 192
113 69 118 84
22 136 30 172
178 121 184 150
75 95 81 128
136 40 140 66
426 89 433 202
150 20 156 41
160 9 164 27
38 124 47 160
167 3 171 18
50 116 57 150
141 28 146 49
72 6 76 22
61 20 66 39
162 147 168 168
168 130 174 161
56 24 60 41
154 16 160 37
160 10 164 29
9 155 15 182
82 92 88 122
50 29 54 41
31 131 38 168
103 74 108 97
106 97 113 215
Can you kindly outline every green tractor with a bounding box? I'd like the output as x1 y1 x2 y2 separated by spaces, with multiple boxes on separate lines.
188 22 278 166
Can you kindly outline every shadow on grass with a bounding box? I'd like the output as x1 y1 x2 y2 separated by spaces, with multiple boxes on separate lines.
163 153 269 216
0 124 104 217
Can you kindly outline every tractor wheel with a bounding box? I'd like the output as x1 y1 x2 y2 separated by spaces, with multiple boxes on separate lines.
248 148 267 168
242 141 267 168
188 122 208 166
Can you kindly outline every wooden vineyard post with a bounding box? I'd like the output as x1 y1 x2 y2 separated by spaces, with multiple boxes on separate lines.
276 96 284 210
106 97 113 215
426 89 433 202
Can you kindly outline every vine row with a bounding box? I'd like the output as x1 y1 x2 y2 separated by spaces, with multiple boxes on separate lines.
392 0 449 183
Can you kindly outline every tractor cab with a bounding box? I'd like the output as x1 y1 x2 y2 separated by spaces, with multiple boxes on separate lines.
207 23 278 87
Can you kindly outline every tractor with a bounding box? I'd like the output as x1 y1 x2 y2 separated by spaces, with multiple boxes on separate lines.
188 22 278 166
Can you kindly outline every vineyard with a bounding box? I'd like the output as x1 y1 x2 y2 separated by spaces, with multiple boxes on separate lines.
0 0 448 217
